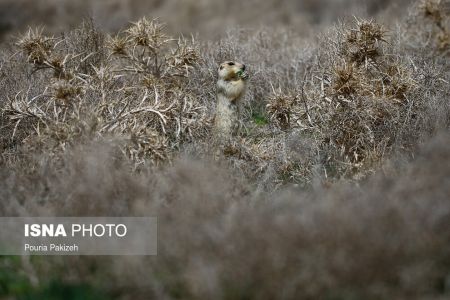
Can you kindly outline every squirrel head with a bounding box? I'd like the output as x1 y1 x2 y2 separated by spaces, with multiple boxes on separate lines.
218 61 249 81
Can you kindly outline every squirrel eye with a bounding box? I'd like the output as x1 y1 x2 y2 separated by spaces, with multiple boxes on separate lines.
228 62 235 66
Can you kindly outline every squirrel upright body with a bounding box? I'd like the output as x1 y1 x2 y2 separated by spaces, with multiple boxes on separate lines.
214 61 249 138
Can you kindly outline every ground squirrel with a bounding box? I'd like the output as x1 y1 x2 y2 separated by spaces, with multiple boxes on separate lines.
214 61 249 139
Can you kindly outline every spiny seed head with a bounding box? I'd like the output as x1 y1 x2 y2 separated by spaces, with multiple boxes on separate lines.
51 81 82 101
167 39 200 75
126 17 169 50
333 63 360 96
267 93 295 130
17 28 54 65
357 20 385 42
108 34 128 56
343 19 387 65
49 57 64 69
48 57 72 79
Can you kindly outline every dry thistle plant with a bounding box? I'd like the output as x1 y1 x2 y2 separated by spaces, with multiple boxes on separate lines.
320 20 419 175
16 27 54 66
266 89 296 131
265 18 422 180
6 18 207 167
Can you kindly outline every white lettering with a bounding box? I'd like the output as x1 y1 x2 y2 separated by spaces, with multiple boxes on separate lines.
71 224 128 237
24 224 67 237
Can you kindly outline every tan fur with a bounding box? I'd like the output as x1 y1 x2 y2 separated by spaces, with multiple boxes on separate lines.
214 61 248 138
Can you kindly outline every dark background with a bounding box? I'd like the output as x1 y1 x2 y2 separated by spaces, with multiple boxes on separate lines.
0 0 414 40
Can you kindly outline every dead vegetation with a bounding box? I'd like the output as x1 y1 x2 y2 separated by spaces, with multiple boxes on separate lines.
0 0 449 299
266 16 446 180
1 2 448 183
1 130 449 300
4 18 209 167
